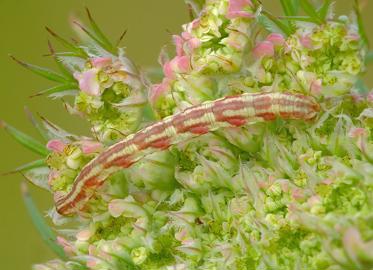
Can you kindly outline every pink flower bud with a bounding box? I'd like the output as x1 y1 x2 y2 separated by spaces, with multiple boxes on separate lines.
367 91 373 102
266 33 285 46
180 32 201 53
48 170 60 186
300 35 313 49
74 69 100 96
190 18 200 29
226 0 254 19
56 236 75 255
348 127 367 138
163 61 174 79
76 229 94 241
307 195 321 207
91 57 112 68
173 35 185 56
171 56 191 74
163 56 191 79
148 78 172 105
291 188 304 200
253 41 274 59
346 32 360 41
310 79 322 96
108 199 126 218
47 139 66 153
80 140 102 154
351 93 364 103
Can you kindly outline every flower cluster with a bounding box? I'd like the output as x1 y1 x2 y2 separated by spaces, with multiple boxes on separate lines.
150 0 257 118
46 139 102 193
70 52 146 142
248 18 364 98
4 0 373 270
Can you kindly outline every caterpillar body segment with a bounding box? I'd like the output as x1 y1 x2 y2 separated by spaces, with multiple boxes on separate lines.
55 92 320 215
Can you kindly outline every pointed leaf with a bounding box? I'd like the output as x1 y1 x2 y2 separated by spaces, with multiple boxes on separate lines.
260 11 292 36
73 21 115 55
354 0 369 47
47 41 75 81
30 83 78 98
185 0 205 18
299 0 322 24
10 55 69 83
45 27 88 58
85 8 115 53
279 16 320 23
3 159 46 176
115 29 128 47
280 0 299 16
23 166 51 191
21 182 67 259
1 121 49 156
318 0 332 20
40 116 78 141
24 107 49 141
55 55 85 74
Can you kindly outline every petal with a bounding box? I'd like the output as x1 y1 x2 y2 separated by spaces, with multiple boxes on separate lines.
163 61 174 79
108 199 127 218
78 69 101 96
173 35 185 56
171 56 191 73
300 35 313 49
148 78 172 105
91 57 112 68
80 140 102 154
310 79 322 96
76 229 94 241
46 139 66 153
348 127 367 138
226 0 254 19
266 33 285 46
367 90 373 102
253 41 274 59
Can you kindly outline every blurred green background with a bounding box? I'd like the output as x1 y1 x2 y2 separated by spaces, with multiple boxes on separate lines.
0 1 372 269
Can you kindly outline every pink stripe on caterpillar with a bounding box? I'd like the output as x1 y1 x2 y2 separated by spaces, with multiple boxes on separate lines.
55 92 320 215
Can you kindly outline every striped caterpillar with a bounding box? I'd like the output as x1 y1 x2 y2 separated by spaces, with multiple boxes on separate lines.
55 92 320 215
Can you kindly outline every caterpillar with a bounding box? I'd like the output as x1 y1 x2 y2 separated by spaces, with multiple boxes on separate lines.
55 92 320 215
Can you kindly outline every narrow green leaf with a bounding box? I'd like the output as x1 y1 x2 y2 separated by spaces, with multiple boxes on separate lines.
85 8 115 53
279 16 320 23
261 11 292 36
280 0 298 16
73 20 115 55
10 55 69 83
115 29 128 47
45 27 88 58
354 0 369 47
299 0 322 24
366 51 373 64
30 83 78 98
318 0 332 20
279 0 299 32
1 121 49 156
40 116 78 141
24 107 49 141
184 0 205 18
2 159 46 176
257 14 285 35
47 41 75 81
21 182 67 260
23 166 51 191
